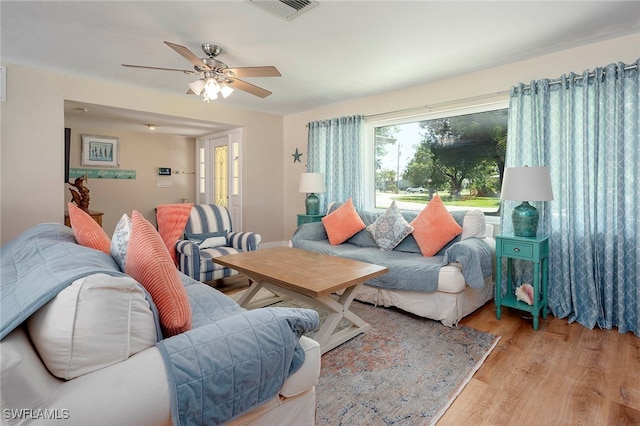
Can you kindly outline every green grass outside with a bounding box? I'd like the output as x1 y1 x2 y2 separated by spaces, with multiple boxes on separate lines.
392 194 500 208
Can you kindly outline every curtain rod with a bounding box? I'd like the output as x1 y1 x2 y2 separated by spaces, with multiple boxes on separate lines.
364 90 510 121
364 62 638 121
536 62 638 88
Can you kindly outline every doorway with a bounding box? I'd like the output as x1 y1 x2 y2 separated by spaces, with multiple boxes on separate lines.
196 128 243 230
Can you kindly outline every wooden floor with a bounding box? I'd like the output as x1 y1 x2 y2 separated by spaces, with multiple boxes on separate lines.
438 301 640 426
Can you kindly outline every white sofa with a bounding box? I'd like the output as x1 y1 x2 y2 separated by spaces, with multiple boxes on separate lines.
292 207 495 326
351 250 494 327
1 223 321 425
1 328 320 425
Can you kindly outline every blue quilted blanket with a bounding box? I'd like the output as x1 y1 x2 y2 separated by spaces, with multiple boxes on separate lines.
160 276 319 426
1 224 320 425
0 223 138 339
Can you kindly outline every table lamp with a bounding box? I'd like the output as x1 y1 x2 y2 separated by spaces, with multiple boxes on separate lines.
299 173 326 216
501 166 554 237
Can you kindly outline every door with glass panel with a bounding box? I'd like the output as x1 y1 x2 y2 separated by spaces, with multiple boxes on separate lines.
196 129 243 229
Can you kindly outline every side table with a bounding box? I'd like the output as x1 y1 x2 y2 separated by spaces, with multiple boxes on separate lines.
495 234 549 330
297 214 324 226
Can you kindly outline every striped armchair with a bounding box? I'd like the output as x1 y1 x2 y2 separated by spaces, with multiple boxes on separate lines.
175 204 261 282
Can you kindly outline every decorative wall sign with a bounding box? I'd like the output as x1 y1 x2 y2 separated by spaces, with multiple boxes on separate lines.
81 134 120 167
69 168 136 179
292 148 303 163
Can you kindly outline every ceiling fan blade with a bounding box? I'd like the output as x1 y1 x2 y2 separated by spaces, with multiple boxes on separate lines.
226 66 281 78
164 41 211 71
122 64 199 75
227 78 272 98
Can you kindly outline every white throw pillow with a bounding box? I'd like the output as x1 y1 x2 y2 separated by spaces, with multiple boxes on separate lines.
198 236 228 249
111 213 132 271
460 210 486 240
26 273 157 380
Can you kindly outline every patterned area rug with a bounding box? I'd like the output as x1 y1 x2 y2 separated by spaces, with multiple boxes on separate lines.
231 290 500 425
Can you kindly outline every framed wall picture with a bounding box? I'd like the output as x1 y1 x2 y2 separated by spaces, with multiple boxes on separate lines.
81 134 120 167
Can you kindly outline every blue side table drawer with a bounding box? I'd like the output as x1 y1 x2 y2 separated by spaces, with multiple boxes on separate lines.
501 240 534 259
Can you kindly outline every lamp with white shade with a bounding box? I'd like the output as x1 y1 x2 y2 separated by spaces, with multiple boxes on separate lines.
299 173 326 216
501 166 554 237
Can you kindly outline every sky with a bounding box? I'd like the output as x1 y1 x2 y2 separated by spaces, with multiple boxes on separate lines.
378 122 422 176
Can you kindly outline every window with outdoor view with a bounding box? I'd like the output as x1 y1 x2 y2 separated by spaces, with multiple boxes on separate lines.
374 107 508 216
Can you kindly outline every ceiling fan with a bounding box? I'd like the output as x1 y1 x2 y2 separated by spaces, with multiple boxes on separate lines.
122 41 281 101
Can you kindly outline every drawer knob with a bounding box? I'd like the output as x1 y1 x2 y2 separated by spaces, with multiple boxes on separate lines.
513 247 520 252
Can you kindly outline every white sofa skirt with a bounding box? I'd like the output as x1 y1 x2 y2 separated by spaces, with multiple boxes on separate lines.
354 275 495 327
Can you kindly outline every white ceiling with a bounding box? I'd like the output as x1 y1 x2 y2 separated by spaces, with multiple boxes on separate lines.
2 1 639 136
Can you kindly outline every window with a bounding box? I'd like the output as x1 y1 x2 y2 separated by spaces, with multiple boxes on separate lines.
369 103 508 216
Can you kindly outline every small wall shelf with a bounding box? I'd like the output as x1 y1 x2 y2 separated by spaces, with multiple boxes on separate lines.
69 168 136 179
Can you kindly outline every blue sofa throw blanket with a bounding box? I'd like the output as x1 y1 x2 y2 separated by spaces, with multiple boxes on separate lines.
291 209 493 292
1 224 320 426
159 279 319 426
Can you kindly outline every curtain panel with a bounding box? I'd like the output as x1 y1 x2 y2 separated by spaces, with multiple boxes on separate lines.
505 60 639 335
307 115 365 213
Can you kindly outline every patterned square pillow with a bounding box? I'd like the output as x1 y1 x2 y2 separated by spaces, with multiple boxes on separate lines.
321 198 366 245
110 213 132 271
68 202 111 254
366 201 414 251
410 194 463 257
125 211 192 337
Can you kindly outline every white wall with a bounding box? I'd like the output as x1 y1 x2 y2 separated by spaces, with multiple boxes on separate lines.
64 125 196 234
1 33 638 245
0 65 284 244
282 33 640 240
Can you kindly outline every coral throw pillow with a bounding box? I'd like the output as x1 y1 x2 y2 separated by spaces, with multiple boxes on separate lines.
68 202 111 254
125 211 192 337
321 198 366 245
410 194 462 257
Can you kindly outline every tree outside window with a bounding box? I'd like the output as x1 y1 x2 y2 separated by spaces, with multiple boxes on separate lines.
374 108 507 215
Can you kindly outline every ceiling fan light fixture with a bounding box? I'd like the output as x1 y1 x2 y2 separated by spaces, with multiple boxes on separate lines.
125 41 279 101
204 78 220 96
188 79 205 96
203 92 218 102
201 79 218 102
219 82 234 98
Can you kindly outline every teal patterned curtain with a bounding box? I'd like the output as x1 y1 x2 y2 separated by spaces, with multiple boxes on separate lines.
307 115 364 213
505 60 639 335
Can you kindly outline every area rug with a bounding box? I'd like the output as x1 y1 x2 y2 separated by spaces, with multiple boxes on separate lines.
231 290 500 425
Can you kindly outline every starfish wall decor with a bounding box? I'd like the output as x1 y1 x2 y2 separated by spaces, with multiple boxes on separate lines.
292 148 303 163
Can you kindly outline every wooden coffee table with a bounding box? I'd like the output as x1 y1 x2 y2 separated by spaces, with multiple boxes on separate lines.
213 247 388 354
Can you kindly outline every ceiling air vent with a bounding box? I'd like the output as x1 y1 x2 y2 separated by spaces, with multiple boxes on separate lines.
246 0 319 21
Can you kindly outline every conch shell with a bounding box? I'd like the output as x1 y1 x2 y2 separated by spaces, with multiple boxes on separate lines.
515 283 535 305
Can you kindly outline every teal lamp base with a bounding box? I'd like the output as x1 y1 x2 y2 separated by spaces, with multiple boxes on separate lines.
305 193 320 216
512 201 539 237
